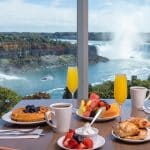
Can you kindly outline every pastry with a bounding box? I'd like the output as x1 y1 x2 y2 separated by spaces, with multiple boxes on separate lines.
125 128 147 140
127 117 150 129
11 105 49 122
113 121 140 138
113 117 149 140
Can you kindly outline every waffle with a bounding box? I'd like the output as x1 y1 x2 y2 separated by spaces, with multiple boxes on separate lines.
11 106 49 122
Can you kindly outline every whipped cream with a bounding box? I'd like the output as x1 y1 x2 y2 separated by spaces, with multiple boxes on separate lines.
76 123 97 135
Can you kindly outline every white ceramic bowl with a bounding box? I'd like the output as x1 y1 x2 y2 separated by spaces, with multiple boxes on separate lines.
75 127 99 141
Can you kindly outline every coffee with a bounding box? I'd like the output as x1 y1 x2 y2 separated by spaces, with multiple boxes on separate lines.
53 104 70 108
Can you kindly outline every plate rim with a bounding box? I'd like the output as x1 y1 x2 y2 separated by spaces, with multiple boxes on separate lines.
112 129 150 143
76 109 119 121
57 135 105 150
1 111 46 125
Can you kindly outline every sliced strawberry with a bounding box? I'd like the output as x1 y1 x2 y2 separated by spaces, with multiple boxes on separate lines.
63 138 70 148
68 138 79 149
82 138 93 149
64 131 74 141
77 143 86 149
83 110 91 117
69 129 75 134
90 92 100 100
99 101 106 107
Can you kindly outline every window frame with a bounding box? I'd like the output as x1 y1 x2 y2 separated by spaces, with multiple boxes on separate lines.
77 0 88 100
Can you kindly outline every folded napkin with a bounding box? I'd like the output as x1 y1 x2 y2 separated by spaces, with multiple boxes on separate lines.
0 129 43 139
0 146 17 150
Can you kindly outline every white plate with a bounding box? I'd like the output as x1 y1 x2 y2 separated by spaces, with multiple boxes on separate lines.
112 128 150 143
1 111 46 125
76 110 119 121
57 135 105 150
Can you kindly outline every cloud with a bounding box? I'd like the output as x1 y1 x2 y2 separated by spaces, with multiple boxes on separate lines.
0 0 76 32
0 0 150 32
89 1 150 32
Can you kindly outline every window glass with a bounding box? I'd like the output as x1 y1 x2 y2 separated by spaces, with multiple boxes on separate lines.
89 0 150 97
0 0 77 99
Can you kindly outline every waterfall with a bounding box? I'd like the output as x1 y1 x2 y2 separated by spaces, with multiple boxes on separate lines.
95 16 143 59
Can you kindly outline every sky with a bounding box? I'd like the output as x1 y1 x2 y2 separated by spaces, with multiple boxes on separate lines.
0 0 150 32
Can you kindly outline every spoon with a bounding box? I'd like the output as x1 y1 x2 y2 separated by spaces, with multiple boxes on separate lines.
90 107 105 126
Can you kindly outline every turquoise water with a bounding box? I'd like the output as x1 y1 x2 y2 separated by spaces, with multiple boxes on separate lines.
0 59 149 98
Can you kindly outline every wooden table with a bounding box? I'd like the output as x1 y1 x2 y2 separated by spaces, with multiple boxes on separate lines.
0 99 149 150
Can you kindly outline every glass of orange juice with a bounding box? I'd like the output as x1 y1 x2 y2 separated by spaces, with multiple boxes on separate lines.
114 74 127 121
66 66 78 98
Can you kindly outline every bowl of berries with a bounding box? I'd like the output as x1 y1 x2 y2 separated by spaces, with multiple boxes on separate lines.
60 129 94 149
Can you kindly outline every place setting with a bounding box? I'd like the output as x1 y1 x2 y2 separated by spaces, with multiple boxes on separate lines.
111 75 150 143
0 105 49 139
45 102 106 149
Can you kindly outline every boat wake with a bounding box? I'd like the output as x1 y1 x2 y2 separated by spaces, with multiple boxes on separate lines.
41 75 54 81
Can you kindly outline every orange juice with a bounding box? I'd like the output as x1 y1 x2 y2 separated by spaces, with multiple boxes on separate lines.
66 66 78 94
114 74 127 104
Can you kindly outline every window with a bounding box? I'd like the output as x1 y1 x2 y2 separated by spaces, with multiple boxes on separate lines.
88 0 150 97
0 0 77 99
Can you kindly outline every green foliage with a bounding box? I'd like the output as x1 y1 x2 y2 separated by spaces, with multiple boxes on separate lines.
89 81 114 98
23 92 50 99
62 87 77 99
89 78 150 99
0 87 22 116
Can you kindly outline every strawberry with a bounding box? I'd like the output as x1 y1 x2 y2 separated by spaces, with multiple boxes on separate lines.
64 129 74 141
77 143 86 149
99 101 106 107
68 138 79 149
83 110 91 117
82 138 93 149
90 92 100 100
63 138 70 148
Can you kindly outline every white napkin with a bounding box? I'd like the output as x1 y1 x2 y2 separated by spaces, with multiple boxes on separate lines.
0 129 43 139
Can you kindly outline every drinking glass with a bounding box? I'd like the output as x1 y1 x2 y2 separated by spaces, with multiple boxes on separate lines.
66 66 78 98
114 74 127 122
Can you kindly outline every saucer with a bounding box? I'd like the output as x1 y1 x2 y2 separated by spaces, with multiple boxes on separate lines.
143 106 150 114
57 135 105 150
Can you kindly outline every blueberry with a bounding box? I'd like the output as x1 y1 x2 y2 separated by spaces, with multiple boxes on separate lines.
73 134 83 143
90 110 96 117
35 107 40 112
23 109 28 113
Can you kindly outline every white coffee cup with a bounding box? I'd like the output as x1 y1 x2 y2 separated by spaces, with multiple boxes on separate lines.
45 103 72 133
130 86 150 109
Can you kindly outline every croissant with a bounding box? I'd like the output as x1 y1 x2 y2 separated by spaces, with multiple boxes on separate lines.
127 117 150 129
113 121 140 138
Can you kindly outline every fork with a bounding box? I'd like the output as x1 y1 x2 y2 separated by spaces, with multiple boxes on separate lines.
0 126 40 133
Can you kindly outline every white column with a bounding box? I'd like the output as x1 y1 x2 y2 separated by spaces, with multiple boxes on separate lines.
77 0 88 100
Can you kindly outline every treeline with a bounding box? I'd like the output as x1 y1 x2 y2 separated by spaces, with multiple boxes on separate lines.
0 32 113 43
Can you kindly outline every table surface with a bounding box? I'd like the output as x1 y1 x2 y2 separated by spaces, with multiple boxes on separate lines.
0 99 149 150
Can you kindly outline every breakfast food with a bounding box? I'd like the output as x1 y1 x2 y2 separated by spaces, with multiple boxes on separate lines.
100 103 120 118
63 129 93 149
113 117 150 140
79 92 119 118
11 105 49 122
